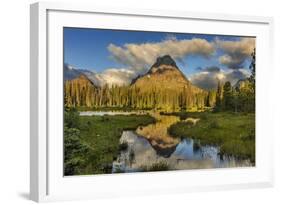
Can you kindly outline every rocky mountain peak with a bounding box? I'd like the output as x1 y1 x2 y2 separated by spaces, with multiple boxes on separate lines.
151 55 178 69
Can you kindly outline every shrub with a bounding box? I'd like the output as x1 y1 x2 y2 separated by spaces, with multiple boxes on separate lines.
64 127 91 175
64 107 80 128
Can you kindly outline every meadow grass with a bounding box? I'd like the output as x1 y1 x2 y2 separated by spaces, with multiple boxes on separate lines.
140 161 170 172
77 114 155 174
168 112 255 163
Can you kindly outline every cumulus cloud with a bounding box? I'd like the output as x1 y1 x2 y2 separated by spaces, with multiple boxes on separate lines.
216 38 255 69
84 68 137 87
108 38 215 71
189 67 250 90
75 37 255 87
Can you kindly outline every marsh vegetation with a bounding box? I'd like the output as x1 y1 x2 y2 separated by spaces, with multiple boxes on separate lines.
168 112 255 163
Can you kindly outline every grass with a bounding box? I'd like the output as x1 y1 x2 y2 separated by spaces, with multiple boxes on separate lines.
140 161 170 172
168 112 255 163
77 114 155 175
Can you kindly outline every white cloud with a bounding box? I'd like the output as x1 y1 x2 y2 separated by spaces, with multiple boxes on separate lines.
189 68 251 90
108 38 215 72
84 68 137 87
216 38 255 69
79 37 255 87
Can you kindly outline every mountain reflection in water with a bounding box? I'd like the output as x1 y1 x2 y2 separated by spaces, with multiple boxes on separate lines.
136 113 180 157
112 113 252 173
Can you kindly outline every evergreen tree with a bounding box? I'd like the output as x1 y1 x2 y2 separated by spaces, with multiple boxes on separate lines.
222 81 233 111
215 81 223 111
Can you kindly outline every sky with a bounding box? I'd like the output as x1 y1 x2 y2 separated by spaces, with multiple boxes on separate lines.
64 27 255 89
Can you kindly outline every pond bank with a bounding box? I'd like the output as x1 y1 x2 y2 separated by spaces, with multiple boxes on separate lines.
168 112 255 163
75 111 254 175
78 113 155 175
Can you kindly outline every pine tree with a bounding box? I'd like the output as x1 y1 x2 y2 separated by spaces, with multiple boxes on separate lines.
222 81 233 111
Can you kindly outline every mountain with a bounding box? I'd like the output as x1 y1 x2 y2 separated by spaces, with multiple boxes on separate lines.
77 69 105 87
131 55 204 94
234 79 251 90
64 64 83 81
64 55 208 111
129 55 206 110
64 64 102 86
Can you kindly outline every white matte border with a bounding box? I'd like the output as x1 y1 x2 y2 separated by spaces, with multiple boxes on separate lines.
30 2 274 202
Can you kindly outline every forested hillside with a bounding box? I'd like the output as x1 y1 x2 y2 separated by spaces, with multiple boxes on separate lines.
64 53 255 113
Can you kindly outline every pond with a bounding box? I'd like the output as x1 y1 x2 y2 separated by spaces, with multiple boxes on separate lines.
80 111 252 173
112 131 252 173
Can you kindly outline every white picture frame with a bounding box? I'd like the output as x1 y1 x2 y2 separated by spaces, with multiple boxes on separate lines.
30 2 274 202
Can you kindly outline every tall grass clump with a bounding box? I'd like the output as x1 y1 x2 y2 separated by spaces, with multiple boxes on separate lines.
141 161 170 172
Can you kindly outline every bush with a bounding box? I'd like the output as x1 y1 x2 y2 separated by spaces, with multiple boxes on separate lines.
64 127 91 175
64 107 80 128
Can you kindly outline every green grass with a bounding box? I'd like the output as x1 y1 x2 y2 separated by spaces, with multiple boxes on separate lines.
77 114 155 175
140 161 170 172
168 112 255 163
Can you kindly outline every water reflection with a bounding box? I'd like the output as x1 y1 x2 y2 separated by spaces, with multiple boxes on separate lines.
112 131 252 173
80 111 252 172
79 111 145 116
136 113 180 157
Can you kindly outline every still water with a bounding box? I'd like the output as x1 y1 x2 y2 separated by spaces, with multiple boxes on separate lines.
112 130 251 173
80 111 252 172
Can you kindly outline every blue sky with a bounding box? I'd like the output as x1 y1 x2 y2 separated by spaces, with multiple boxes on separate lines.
64 27 255 89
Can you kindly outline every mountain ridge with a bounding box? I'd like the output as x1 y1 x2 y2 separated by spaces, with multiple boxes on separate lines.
64 55 208 110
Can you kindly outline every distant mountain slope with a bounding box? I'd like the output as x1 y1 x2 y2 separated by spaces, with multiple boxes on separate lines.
64 64 83 81
234 79 251 90
64 64 109 87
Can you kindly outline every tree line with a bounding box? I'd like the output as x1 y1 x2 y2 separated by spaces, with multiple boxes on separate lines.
64 79 254 113
64 80 209 112
64 49 255 113
215 49 255 113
